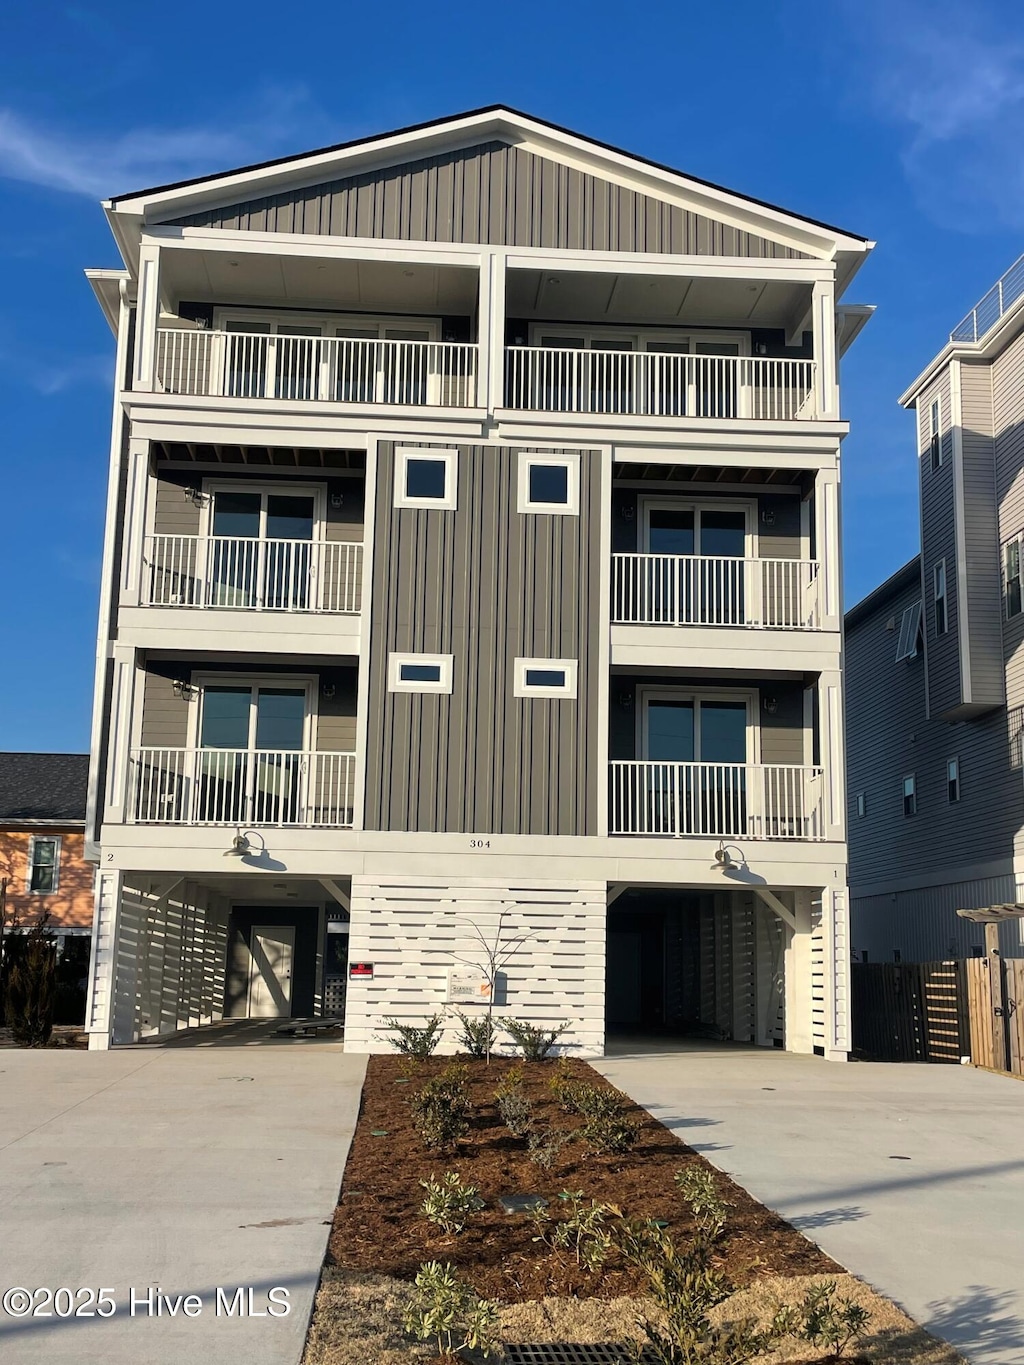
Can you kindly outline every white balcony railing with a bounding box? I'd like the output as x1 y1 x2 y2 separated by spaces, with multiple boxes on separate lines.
153 329 479 407
127 748 356 827
505 348 817 420
141 535 362 614
612 555 822 630
609 761 825 840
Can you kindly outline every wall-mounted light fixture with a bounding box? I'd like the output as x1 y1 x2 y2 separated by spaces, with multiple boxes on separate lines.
172 678 194 701
183 487 207 508
330 491 344 509
761 507 776 526
195 315 210 330
321 681 337 700
621 502 635 521
762 695 778 714
618 692 634 711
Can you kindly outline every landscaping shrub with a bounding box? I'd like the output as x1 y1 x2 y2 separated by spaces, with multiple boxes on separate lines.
530 1190 618 1273
581 1111 641 1156
675 1166 732 1240
419 1171 484 1237
3 919 57 1048
795 1279 871 1359
410 1064 471 1151
526 1124 572 1169
452 1009 496 1059
500 1017 569 1060
402 1260 499 1359
494 1065 533 1137
378 1013 444 1059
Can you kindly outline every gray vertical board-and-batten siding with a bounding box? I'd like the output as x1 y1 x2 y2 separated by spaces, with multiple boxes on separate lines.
845 565 1022 896
364 441 603 836
164 141 808 258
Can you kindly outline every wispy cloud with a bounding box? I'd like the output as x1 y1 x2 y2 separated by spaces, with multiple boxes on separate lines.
850 0 1024 231
0 86 334 200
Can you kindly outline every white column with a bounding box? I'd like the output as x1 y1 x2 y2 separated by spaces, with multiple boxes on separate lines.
814 468 841 630
86 871 141 1048
104 645 139 826
820 884 851 1061
133 242 162 392
120 438 152 606
783 888 815 1054
818 666 845 843
811 278 838 419
476 250 506 414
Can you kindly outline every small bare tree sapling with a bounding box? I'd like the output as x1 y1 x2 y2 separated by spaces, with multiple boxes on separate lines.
445 909 535 1064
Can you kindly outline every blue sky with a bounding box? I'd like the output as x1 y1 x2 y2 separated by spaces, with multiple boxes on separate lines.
1 0 1023 751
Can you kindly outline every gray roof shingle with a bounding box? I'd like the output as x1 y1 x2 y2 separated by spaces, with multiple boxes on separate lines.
0 753 89 823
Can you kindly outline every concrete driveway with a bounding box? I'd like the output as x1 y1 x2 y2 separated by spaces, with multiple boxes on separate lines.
0 1036 365 1364
595 1042 1024 1365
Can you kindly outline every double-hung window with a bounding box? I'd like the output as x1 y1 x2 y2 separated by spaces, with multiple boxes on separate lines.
929 398 943 470
27 836 60 893
934 560 948 635
903 775 917 817
1004 536 1023 618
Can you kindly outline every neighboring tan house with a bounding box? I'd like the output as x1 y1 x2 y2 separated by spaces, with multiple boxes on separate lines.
847 253 1024 962
82 105 874 1055
0 752 94 949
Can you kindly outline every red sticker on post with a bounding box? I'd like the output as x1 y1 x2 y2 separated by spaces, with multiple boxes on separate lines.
349 962 374 979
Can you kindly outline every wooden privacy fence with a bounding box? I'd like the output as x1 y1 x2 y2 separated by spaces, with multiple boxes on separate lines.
852 957 1023 1074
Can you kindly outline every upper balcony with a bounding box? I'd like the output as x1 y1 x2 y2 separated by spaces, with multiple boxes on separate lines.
126 236 841 443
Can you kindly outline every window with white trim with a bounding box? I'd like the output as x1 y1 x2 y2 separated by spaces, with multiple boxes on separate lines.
903 774 917 817
388 653 454 694
947 757 961 803
517 452 579 515
513 657 578 698
934 560 948 635
394 447 458 510
929 398 943 470
27 836 60 894
895 601 922 661
1003 535 1022 618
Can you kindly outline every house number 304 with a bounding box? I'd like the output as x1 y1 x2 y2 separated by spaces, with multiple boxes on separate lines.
469 839 491 849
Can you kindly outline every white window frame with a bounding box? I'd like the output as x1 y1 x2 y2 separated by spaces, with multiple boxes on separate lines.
213 309 440 341
513 657 578 699
1003 534 1023 618
903 773 917 817
934 560 948 635
388 653 454 694
636 687 759 763
27 835 61 895
200 480 328 539
394 447 458 511
895 600 922 661
929 398 943 470
947 756 961 804
638 496 755 556
187 673 317 751
856 792 867 818
517 451 580 516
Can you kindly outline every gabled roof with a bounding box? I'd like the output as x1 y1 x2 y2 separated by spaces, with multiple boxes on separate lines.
108 103 870 244
0 753 89 824
845 557 921 630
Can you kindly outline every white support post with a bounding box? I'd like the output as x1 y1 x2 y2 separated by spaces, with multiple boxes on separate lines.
477 250 506 414
783 887 815 1054
86 870 123 1049
811 278 838 419
820 885 851 1060
120 438 152 606
104 644 138 827
818 666 845 843
133 243 162 392
814 468 841 630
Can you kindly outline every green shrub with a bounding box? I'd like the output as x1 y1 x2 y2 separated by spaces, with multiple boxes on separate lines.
378 1013 444 1059
581 1112 641 1156
526 1125 572 1169
419 1171 484 1237
411 1064 471 1151
530 1190 617 1273
500 1017 569 1060
675 1166 732 1240
452 1010 496 1059
796 1280 871 1359
493 1064 533 1136
402 1261 499 1359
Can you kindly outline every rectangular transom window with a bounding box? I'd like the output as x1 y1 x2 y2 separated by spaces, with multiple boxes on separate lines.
513 657 578 698
903 774 917 817
388 653 454 694
947 757 961 803
934 560 948 635
517 452 579 515
394 447 458 510
28 836 60 894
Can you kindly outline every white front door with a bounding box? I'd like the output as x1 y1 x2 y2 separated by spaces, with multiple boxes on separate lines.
248 925 295 1017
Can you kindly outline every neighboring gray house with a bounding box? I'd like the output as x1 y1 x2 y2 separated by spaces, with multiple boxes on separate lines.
82 106 874 1056
847 254 1024 962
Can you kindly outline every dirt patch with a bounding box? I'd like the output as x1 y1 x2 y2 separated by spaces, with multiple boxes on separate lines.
328 1055 838 1303
0 1025 87 1049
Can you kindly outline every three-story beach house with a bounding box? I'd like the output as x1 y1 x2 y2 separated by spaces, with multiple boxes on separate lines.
83 107 873 1054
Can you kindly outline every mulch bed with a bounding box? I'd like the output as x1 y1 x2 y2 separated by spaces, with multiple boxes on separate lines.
0 1025 87 1049
328 1055 839 1303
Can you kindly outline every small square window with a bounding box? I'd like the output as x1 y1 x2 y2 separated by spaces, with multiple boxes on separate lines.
947 757 960 803
518 452 579 515
856 792 866 818
394 447 457 510
388 653 453 693
903 774 917 817
513 657 578 698
28 836 60 894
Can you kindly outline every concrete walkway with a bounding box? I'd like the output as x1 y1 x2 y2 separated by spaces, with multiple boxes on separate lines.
595 1042 1024 1365
0 1038 365 1364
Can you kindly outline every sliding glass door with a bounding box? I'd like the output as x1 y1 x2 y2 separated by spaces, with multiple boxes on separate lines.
208 488 317 610
643 694 750 835
196 682 309 825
